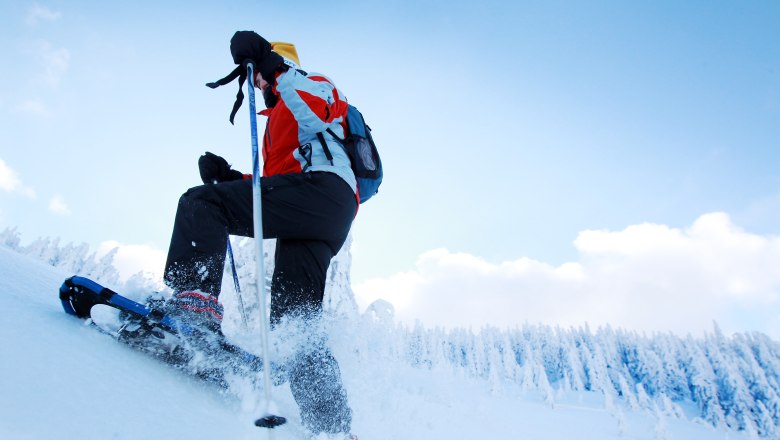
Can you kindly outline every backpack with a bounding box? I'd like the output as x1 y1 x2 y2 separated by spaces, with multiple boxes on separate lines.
317 104 383 203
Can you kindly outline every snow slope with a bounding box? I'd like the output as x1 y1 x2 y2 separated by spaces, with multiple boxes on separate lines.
0 239 768 439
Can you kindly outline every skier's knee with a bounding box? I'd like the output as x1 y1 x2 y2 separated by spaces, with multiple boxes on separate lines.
179 184 215 207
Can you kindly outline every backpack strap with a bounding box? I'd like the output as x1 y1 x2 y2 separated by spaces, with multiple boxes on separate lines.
315 132 334 165
325 128 346 146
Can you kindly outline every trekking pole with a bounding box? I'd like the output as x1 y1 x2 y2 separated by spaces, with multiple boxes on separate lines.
226 237 250 330
245 61 286 431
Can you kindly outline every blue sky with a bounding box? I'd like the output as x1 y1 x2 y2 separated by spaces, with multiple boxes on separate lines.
1 1 779 336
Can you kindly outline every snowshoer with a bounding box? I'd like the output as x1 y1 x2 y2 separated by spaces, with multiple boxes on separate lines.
163 31 357 437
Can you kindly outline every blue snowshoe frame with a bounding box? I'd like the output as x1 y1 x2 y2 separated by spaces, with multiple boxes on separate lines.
59 275 181 332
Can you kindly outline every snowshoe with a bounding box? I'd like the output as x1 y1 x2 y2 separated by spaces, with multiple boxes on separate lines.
59 275 266 387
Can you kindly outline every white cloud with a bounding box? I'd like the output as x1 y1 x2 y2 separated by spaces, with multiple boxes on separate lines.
96 241 166 282
0 159 21 192
354 212 780 338
0 158 36 198
13 99 48 116
48 195 71 216
35 41 70 88
26 4 62 26
18 40 70 90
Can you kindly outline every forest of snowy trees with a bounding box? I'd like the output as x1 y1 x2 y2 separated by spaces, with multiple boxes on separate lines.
3 227 779 438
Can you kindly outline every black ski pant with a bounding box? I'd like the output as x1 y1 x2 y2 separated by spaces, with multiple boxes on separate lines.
164 171 356 434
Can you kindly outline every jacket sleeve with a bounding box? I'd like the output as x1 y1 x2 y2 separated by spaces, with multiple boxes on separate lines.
274 69 348 135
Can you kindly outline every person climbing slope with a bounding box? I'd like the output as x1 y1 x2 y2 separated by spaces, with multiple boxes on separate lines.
163 30 358 438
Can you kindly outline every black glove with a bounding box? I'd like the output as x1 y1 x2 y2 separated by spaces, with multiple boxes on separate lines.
206 31 287 125
229 31 285 83
198 152 244 184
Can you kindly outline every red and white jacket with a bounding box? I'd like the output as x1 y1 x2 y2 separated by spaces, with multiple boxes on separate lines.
258 68 357 196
